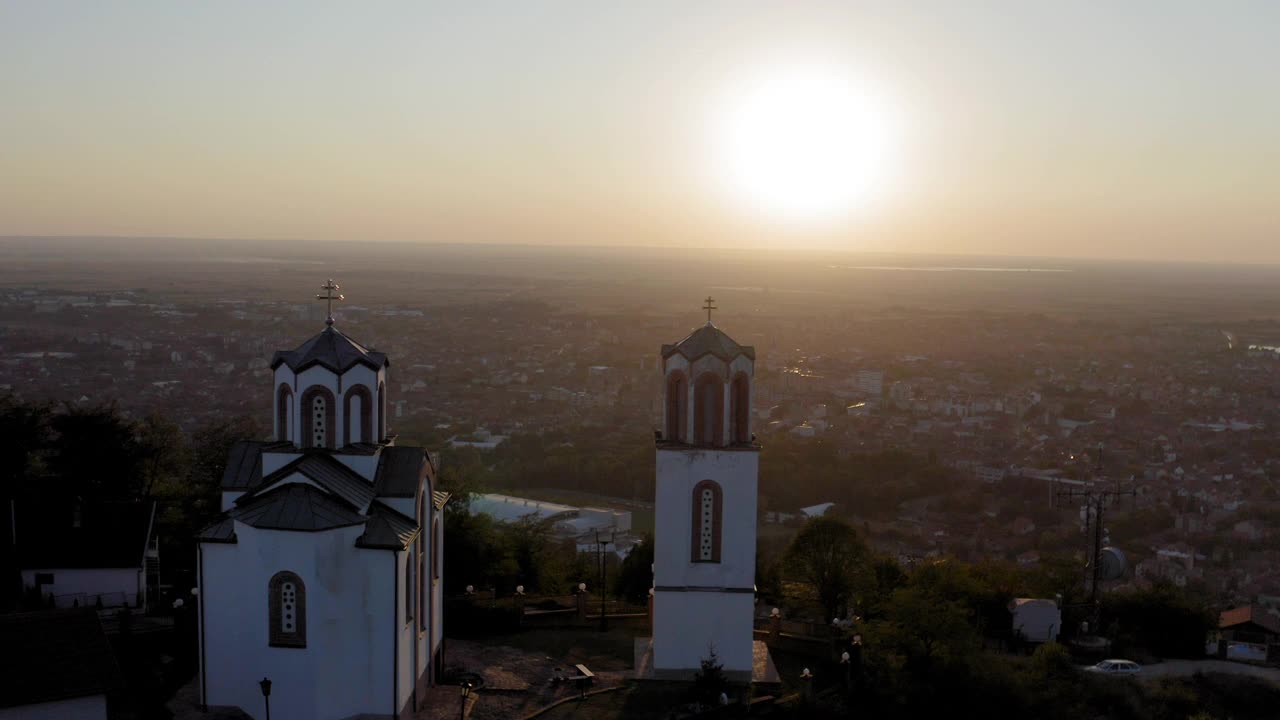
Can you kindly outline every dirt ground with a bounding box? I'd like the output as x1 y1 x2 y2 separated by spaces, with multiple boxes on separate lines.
421 630 635 720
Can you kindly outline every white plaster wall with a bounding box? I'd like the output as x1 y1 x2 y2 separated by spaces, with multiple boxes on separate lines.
653 449 758 590
200 523 397 720
220 492 242 513
22 568 140 608
334 453 378 483
395 551 414 716
0 694 106 720
382 497 415 518
261 451 301 476
652 591 755 673
653 447 757 674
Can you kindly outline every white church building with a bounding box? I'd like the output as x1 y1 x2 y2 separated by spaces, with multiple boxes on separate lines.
197 286 447 720
647 313 772 682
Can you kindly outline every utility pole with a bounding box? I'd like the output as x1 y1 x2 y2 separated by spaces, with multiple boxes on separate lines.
1052 445 1135 629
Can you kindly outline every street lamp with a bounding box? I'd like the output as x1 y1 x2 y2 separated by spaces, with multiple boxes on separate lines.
258 677 272 720
459 680 473 720
594 530 615 632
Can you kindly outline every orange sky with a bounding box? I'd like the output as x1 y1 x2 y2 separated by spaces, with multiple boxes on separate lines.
1 2 1277 262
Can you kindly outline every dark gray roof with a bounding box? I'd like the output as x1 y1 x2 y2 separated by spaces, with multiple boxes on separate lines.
356 502 420 550
661 322 755 362
244 453 374 511
198 517 237 543
0 609 123 708
270 326 389 373
221 440 268 490
15 500 155 569
230 484 367 532
374 445 431 498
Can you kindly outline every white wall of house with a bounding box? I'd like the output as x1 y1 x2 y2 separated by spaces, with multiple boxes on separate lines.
200 522 402 720
21 568 141 608
0 694 107 720
1011 599 1061 643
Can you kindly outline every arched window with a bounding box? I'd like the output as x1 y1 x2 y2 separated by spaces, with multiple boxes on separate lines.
665 371 688 442
730 373 750 444
693 374 724 446
377 381 387 442
691 480 722 563
276 384 293 443
419 493 428 632
300 386 335 449
404 553 414 625
344 385 373 446
268 571 306 648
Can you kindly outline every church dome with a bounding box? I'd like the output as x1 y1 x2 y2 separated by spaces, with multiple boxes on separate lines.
271 327 389 373
661 322 755 363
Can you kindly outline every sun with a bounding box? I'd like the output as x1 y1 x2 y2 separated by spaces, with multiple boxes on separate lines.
712 63 900 224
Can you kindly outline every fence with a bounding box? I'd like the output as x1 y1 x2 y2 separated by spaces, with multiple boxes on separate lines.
447 590 650 633
51 591 133 609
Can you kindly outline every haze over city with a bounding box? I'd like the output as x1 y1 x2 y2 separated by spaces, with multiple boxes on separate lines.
5 4 1280 720
2 1 1278 262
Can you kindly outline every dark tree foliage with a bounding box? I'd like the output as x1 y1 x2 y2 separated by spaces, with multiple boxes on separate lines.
1101 583 1216 658
612 533 653 603
48 403 144 499
691 646 728 707
786 515 869 620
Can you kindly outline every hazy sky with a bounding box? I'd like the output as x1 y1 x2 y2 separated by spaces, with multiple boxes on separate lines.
2 2 1277 262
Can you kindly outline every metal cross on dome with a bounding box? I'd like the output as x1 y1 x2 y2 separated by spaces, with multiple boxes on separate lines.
703 295 717 323
316 279 344 326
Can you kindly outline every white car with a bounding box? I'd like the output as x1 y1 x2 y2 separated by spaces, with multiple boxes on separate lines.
1086 659 1143 675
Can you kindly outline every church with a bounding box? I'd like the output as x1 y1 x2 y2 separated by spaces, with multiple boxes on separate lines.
197 282 447 720
648 307 772 682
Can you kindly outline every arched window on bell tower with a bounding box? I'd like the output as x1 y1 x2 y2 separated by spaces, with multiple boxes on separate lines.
665 371 688 442
344 385 373 446
693 373 724 446
300 386 335 449
729 373 750 444
690 480 722 563
377 380 387 442
276 384 293 443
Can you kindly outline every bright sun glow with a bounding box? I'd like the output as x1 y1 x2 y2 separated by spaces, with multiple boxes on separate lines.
714 63 900 224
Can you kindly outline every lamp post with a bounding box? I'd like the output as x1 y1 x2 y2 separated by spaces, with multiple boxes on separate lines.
594 530 615 632
258 677 272 720
459 680 473 720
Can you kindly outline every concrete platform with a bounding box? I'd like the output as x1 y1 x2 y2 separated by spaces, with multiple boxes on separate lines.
633 637 780 686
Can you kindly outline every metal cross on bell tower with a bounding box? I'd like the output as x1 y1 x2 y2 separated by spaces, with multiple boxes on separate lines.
316 279 344 327
703 295 717 324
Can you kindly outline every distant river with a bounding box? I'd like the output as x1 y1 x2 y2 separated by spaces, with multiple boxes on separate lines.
828 265 1070 273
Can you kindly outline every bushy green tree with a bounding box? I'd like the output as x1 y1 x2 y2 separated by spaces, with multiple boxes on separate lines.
786 515 869 620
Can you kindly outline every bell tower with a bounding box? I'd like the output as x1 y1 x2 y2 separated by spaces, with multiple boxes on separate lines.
269 280 390 451
650 299 759 680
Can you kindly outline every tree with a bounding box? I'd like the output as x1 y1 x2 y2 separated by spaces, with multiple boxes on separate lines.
786 515 869 621
612 533 653 603
48 403 142 499
692 646 728 707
